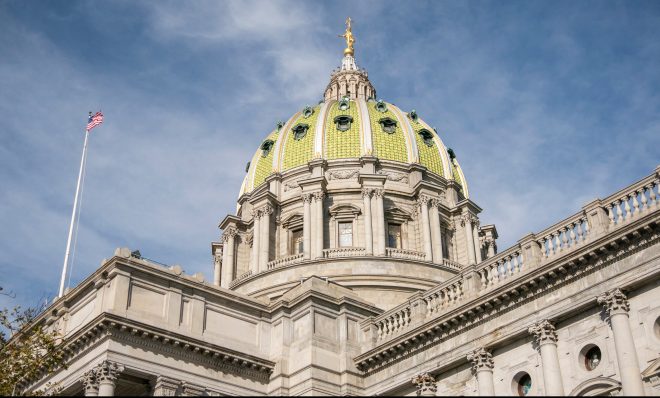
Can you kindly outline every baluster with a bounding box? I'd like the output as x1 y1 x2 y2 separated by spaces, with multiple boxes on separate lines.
441 290 449 307
640 186 649 211
404 308 410 326
650 183 658 207
623 196 632 221
480 269 487 288
582 219 589 239
554 233 562 253
377 322 383 340
517 252 524 272
607 204 615 225
575 220 584 242
632 191 640 216
504 256 512 276
569 224 577 247
395 313 402 331
457 282 463 299
561 227 569 250
616 200 624 224
546 235 555 256
510 254 518 275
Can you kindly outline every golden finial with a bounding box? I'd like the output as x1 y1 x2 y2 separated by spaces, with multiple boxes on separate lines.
338 17 355 57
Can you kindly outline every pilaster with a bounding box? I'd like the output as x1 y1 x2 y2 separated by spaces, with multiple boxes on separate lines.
411 373 437 397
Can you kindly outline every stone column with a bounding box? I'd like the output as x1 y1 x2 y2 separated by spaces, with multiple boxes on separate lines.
528 320 564 396
374 189 386 255
429 199 444 264
213 246 222 287
467 347 495 396
472 223 483 263
362 188 373 255
152 376 179 396
461 213 477 265
259 204 272 271
95 360 124 396
221 228 236 288
419 196 433 261
251 209 261 274
314 191 325 258
302 194 312 260
598 289 645 396
411 373 437 397
82 369 99 397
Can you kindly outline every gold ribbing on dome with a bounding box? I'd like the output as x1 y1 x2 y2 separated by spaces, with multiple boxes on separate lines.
338 17 355 56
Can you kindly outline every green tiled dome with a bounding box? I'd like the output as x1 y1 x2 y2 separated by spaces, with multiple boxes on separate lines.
241 99 468 197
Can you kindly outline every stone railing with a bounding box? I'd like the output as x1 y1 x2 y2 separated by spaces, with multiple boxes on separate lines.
322 247 366 258
441 258 462 270
229 270 253 288
373 301 413 342
267 253 304 270
476 245 524 290
422 275 464 318
385 247 426 261
603 175 658 226
536 213 590 259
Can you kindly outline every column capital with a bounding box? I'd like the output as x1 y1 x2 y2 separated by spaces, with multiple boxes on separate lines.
301 193 313 204
260 203 274 216
82 368 99 395
373 188 385 198
94 360 124 384
361 188 373 198
411 373 437 396
597 288 630 317
430 198 442 209
313 191 326 201
528 319 558 346
221 226 238 242
417 194 431 205
460 212 478 226
153 376 180 396
467 347 494 372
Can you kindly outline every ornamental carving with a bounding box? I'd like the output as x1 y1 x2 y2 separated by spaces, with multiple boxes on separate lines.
283 180 301 192
411 373 437 396
327 169 359 180
373 188 385 198
528 319 558 346
467 347 494 373
94 360 124 384
597 288 630 317
361 188 373 198
221 227 238 242
313 191 326 201
430 198 442 209
153 376 179 396
82 369 98 395
301 193 313 204
259 204 274 216
417 194 430 205
460 213 479 226
378 171 409 183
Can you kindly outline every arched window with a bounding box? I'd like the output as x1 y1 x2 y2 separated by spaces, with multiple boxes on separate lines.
334 115 354 132
292 123 309 140
418 129 435 147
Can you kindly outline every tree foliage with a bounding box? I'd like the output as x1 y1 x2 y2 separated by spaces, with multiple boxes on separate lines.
0 292 67 396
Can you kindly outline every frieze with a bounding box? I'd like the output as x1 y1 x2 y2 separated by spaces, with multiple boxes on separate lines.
378 171 409 184
327 169 360 180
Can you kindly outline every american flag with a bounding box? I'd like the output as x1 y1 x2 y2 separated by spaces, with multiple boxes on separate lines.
86 111 104 131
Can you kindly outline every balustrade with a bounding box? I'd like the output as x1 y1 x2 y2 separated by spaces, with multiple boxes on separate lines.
322 247 366 258
605 181 658 226
423 279 463 318
385 247 426 261
477 247 524 289
374 303 412 341
267 253 304 270
537 216 589 258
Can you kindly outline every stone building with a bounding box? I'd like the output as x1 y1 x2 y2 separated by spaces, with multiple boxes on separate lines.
21 24 660 396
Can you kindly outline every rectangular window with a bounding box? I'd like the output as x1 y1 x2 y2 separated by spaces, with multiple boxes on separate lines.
387 224 402 249
338 221 353 247
291 229 303 255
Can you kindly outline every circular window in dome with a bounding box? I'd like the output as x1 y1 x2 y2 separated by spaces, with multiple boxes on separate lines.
292 123 309 141
338 97 350 111
408 109 419 122
334 115 354 132
375 100 387 113
580 344 602 371
418 129 435 147
260 140 274 157
512 372 532 396
378 117 397 134
276 120 285 132
302 106 314 118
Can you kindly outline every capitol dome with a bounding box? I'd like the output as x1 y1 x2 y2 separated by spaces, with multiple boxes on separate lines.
240 56 469 200
216 24 495 310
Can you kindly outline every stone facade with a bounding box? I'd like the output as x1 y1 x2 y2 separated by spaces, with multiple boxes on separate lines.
18 41 660 397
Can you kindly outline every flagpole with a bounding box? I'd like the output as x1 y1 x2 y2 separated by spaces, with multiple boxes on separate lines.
58 127 91 298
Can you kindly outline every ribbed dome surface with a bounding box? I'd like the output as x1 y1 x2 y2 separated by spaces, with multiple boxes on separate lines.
241 99 469 198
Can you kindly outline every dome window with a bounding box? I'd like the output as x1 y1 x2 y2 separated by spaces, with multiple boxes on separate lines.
375 100 387 112
447 148 456 160
276 120 285 132
378 117 397 134
334 115 354 132
292 123 309 140
260 139 274 157
245 161 251 172
408 109 419 122
418 129 435 147
338 97 350 111
302 106 314 118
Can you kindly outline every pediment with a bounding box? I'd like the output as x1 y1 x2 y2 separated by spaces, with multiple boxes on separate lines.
569 376 621 396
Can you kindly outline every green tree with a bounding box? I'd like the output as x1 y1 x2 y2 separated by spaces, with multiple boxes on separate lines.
0 288 66 396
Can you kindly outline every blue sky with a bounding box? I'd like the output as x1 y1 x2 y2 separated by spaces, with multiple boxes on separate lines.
1 0 659 309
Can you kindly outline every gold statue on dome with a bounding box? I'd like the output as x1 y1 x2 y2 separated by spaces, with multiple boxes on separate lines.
338 17 355 56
